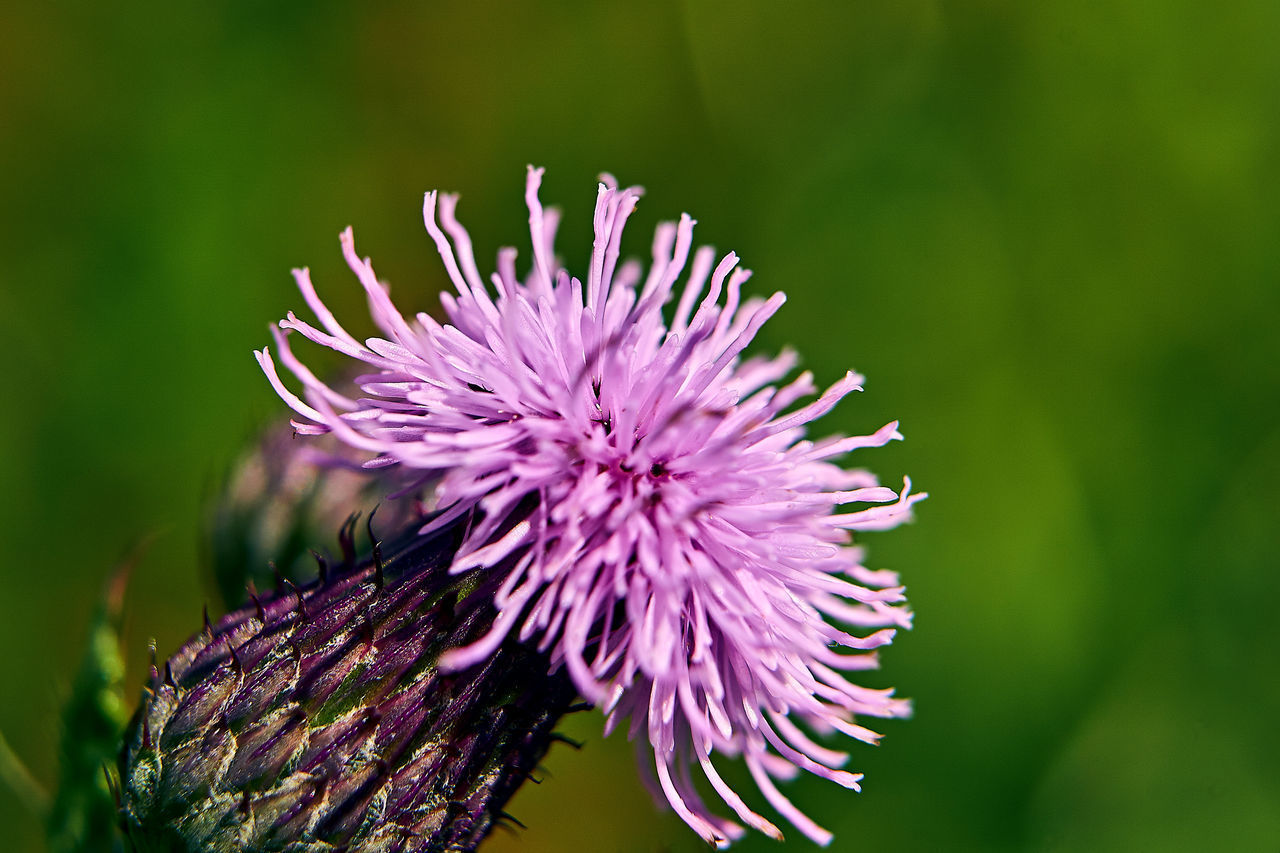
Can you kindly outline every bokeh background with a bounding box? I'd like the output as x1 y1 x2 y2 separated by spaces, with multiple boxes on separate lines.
2 2 1278 851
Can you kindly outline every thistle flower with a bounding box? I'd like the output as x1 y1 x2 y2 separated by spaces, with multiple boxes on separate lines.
256 167 924 847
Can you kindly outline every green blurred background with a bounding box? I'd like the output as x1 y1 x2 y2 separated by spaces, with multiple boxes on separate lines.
2 1 1278 850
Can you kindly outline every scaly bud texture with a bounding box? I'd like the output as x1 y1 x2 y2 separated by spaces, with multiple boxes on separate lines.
207 425 426 609
256 168 924 846
120 517 577 853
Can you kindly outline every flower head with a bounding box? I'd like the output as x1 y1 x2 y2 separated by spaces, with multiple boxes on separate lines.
257 167 923 847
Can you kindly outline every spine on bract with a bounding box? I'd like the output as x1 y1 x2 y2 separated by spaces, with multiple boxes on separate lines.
119 516 577 853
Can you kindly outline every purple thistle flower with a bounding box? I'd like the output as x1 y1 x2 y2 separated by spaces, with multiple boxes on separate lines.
256 167 924 847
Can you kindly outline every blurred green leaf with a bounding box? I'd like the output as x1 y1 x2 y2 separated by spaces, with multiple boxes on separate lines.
0 729 48 818
47 565 131 853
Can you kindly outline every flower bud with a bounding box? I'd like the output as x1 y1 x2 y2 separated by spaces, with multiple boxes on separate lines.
120 516 577 852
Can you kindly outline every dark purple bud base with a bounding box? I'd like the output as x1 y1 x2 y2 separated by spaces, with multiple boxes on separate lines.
120 517 579 853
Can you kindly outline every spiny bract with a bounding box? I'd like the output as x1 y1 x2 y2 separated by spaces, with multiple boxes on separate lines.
120 514 577 853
